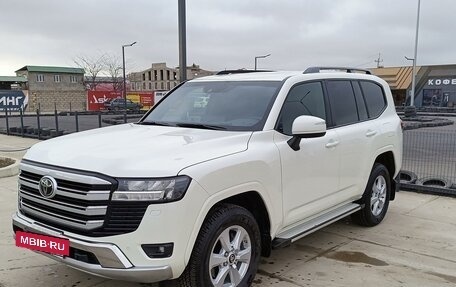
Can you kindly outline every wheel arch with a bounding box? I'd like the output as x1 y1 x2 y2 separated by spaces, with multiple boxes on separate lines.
373 151 396 200
217 191 272 257
185 190 273 267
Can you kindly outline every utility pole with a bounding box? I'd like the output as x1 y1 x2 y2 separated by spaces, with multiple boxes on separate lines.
375 53 383 68
178 0 187 82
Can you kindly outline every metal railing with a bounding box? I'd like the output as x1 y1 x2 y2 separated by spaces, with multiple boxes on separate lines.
401 127 456 196
1 107 145 140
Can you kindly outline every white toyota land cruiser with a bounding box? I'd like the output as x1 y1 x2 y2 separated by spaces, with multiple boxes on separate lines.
13 67 402 287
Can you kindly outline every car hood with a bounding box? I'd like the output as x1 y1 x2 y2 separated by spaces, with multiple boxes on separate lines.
23 124 252 177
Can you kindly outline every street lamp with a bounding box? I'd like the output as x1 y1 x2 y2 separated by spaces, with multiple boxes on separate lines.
254 54 271 70
410 0 421 108
122 41 137 110
405 56 415 105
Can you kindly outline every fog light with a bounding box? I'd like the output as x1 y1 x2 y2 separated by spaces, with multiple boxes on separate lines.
142 243 174 258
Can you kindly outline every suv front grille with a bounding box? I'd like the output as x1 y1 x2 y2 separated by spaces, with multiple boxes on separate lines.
18 161 149 237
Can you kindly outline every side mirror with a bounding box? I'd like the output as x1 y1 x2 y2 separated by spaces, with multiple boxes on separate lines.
288 116 327 151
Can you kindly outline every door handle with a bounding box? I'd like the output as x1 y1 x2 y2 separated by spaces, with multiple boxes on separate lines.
366 130 377 137
325 140 339 148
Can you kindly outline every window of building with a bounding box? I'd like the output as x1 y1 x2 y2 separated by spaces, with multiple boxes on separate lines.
359 81 386 118
142 73 146 81
136 83 141 90
148 71 151 81
143 82 146 89
166 70 170 81
154 70 158 81
167 82 170 90
326 80 358 126
131 83 135 91
36 74 44 82
161 82 164 90
155 83 158 90
173 71 177 80
160 70 164 81
70 75 78 83
149 82 152 90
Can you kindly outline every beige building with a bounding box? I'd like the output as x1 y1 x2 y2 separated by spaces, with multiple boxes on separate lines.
372 64 456 107
128 63 214 92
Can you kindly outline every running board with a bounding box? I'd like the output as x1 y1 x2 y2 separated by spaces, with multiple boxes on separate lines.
272 203 362 249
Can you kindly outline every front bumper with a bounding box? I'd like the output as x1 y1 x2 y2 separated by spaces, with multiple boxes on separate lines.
12 212 173 283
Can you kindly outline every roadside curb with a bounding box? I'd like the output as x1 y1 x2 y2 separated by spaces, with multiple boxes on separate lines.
0 156 19 178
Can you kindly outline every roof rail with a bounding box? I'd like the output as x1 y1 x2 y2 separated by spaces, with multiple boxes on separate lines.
216 69 274 75
304 67 371 75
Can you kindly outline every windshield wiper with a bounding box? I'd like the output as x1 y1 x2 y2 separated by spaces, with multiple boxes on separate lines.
136 121 175 126
175 123 227 130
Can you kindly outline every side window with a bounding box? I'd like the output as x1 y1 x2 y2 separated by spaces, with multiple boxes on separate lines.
352 81 368 121
360 81 386 118
277 82 326 135
326 80 358 126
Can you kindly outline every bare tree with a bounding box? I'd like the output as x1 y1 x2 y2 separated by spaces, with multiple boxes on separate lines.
103 54 123 93
74 54 106 90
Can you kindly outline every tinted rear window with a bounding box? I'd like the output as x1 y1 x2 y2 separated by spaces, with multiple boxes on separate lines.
360 81 386 118
326 80 358 126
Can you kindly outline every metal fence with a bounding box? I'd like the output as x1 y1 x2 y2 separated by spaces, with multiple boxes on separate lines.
0 108 144 139
1 108 455 196
401 126 456 196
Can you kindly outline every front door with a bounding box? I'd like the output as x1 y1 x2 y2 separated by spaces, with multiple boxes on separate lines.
274 81 340 226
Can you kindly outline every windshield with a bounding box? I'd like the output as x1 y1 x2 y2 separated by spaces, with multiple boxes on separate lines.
141 81 282 131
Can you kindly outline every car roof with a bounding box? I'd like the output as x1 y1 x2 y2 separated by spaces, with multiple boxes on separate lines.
191 71 383 83
192 71 301 82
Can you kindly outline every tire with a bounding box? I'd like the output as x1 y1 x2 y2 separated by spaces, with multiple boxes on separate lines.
399 170 418 185
352 163 391 227
166 204 261 287
416 176 452 189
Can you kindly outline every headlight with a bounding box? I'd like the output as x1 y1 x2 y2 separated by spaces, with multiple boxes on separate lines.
112 176 191 202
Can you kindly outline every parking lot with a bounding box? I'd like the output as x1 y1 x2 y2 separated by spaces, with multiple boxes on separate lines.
1 135 456 287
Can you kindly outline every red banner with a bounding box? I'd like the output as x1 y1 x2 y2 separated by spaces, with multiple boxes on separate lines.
87 91 121 111
16 231 70 256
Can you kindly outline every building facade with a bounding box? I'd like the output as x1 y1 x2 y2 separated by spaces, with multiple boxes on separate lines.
15 65 85 111
128 62 214 92
372 64 456 107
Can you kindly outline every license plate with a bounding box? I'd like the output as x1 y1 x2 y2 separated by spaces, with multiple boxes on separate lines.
16 231 70 256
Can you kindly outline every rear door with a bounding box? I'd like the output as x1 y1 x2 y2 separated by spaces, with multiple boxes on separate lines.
325 80 379 199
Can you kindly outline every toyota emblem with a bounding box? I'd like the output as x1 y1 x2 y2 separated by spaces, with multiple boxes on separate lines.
38 176 57 198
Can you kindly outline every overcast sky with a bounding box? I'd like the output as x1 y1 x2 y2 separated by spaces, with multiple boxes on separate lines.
1 0 455 76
